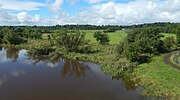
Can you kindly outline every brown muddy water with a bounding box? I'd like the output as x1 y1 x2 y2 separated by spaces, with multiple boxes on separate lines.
0 47 154 100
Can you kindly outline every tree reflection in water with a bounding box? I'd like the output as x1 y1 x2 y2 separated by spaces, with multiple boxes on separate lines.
27 52 89 78
27 55 61 66
61 58 89 78
0 46 2 51
6 47 19 62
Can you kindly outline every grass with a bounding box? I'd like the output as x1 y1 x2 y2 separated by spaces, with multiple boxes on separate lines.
83 30 128 44
42 30 128 44
132 55 180 98
161 33 176 40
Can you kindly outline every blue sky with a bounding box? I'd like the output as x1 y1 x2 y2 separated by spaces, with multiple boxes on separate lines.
25 0 134 16
0 0 179 25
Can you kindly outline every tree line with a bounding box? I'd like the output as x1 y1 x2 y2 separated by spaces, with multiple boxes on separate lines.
0 22 179 32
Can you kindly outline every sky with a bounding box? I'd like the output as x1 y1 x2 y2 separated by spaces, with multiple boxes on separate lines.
0 0 179 26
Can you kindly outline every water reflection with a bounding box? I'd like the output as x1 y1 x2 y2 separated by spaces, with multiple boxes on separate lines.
61 58 89 78
0 47 19 63
6 47 19 62
0 70 26 87
0 46 2 50
0 47 149 100
27 52 62 66
113 76 138 90
27 51 89 78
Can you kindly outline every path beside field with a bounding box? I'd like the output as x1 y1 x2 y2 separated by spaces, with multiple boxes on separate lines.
164 52 180 70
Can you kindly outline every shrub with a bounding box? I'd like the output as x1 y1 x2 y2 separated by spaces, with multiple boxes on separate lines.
28 45 54 56
93 31 110 45
163 36 176 51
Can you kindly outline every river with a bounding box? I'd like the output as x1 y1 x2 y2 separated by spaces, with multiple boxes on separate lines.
0 47 149 100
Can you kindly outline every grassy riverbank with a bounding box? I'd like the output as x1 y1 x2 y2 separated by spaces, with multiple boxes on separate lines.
133 55 180 98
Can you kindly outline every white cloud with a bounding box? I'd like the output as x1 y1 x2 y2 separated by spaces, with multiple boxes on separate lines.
0 0 45 11
16 12 41 25
47 0 64 13
0 0 180 25
85 0 103 4
67 0 79 5
0 7 42 26
71 0 180 25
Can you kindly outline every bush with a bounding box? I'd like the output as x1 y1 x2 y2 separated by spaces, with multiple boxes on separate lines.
93 31 110 45
28 45 54 56
163 36 176 51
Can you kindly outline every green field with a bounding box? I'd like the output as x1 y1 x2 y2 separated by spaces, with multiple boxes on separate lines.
84 30 128 44
133 55 180 98
42 30 175 45
42 30 128 44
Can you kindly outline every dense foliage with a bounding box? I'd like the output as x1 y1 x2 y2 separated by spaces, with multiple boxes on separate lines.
0 27 43 45
1 28 25 45
117 28 166 63
93 31 110 45
163 36 176 51
50 31 90 53
175 26 180 44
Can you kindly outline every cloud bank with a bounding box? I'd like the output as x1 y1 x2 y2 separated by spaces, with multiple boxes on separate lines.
0 0 179 26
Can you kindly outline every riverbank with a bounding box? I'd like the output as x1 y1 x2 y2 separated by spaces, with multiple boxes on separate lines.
133 55 180 98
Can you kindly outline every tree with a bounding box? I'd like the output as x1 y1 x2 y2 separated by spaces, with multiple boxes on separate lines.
93 31 110 45
50 30 89 53
0 30 4 43
103 27 118 33
163 36 176 51
117 28 164 63
2 28 24 45
175 26 180 44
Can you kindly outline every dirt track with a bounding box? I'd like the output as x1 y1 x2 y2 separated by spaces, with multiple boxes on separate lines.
164 52 180 70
